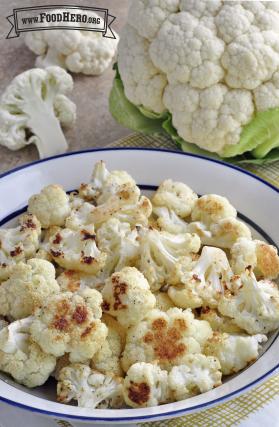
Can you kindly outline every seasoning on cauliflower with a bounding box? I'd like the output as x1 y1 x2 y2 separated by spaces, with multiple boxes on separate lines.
152 179 198 218
218 268 279 335
25 11 119 76
0 66 76 158
101 267 156 328
168 354 222 401
28 184 70 228
200 307 244 334
168 246 234 309
231 237 279 279
0 213 41 280
49 227 106 274
30 290 107 362
123 362 169 408
153 206 188 234
204 331 267 375
0 258 60 320
57 364 123 408
0 317 56 387
154 292 175 312
121 308 212 372
139 227 201 291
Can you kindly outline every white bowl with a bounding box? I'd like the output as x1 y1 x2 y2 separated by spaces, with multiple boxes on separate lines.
0 148 278 426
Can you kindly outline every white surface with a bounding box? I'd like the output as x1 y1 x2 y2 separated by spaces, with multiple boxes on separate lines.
0 149 278 425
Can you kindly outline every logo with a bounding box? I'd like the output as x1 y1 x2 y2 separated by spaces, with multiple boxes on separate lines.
6 5 116 39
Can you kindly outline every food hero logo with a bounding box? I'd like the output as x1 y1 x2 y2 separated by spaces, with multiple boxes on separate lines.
6 5 116 39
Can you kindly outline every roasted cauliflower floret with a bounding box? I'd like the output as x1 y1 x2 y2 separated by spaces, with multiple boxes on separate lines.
218 269 279 334
0 258 59 319
153 206 188 234
154 292 175 312
30 290 107 362
121 308 212 372
168 354 222 401
123 362 169 408
91 314 125 377
231 237 279 279
49 228 106 274
152 179 198 218
200 308 244 334
0 213 41 280
57 364 123 408
28 184 70 228
0 317 56 387
65 201 95 232
204 332 267 375
139 227 201 291
168 246 234 309
57 270 104 293
191 194 237 225
101 267 156 328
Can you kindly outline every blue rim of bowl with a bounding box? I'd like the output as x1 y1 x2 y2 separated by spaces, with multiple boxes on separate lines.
0 147 278 422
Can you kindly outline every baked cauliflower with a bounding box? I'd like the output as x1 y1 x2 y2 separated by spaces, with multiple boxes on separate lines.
199 308 243 334
0 317 56 387
153 206 188 234
57 270 104 293
154 291 175 312
57 364 123 408
123 362 169 408
204 331 267 375
0 258 59 319
101 267 156 328
30 289 107 362
121 308 212 372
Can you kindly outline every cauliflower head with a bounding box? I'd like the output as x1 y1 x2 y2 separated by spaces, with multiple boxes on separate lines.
123 362 169 408
0 317 56 387
28 184 70 228
101 267 156 328
25 11 119 76
0 258 59 319
168 354 222 400
204 331 267 375
121 308 212 372
57 364 123 408
30 290 107 362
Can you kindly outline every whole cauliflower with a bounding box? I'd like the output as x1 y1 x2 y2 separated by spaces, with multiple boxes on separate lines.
0 318 56 387
0 214 41 280
204 331 267 375
121 308 212 372
231 237 279 279
168 354 222 400
114 0 279 159
57 364 123 408
0 258 59 319
28 184 70 228
30 289 107 362
101 267 156 328
123 362 169 408
25 11 119 76
218 269 279 334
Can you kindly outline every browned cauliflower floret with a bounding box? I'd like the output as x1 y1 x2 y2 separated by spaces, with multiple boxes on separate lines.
30 289 107 362
57 270 104 293
28 184 70 228
200 308 244 334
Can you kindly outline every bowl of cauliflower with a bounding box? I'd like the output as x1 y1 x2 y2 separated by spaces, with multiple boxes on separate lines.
0 148 278 425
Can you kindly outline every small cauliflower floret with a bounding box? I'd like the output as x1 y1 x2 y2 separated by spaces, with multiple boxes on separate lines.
154 292 175 312
0 318 56 387
30 290 107 362
218 269 279 334
57 364 123 409
101 267 156 328
28 184 70 228
204 332 267 375
231 237 279 279
168 246 234 309
200 308 244 334
191 195 237 225
35 226 61 262
65 202 95 232
0 213 41 280
153 206 188 234
91 314 126 377
152 179 198 218
57 270 104 293
123 362 169 408
0 258 59 320
49 228 106 274
168 354 222 401
121 308 212 372
139 227 201 291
